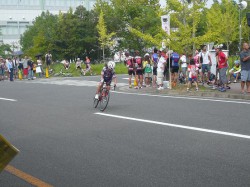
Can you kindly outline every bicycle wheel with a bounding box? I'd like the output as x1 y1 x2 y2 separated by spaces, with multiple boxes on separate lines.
93 97 99 108
99 90 110 111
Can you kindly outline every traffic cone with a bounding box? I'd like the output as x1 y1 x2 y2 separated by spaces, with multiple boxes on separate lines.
45 67 49 78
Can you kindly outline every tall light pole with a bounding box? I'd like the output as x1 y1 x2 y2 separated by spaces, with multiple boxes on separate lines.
238 1 247 51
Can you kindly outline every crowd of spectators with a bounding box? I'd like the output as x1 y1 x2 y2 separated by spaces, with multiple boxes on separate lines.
123 43 250 93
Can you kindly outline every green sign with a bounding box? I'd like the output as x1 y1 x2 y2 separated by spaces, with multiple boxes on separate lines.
0 135 19 172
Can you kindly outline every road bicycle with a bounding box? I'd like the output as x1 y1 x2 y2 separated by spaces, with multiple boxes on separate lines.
93 83 116 111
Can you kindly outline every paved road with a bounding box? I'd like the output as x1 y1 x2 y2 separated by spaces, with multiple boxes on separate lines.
0 76 250 187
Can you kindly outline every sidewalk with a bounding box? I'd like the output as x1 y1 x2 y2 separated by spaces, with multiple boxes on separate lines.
118 82 250 100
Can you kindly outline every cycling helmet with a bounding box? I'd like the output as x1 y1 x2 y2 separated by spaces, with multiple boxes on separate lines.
107 61 115 69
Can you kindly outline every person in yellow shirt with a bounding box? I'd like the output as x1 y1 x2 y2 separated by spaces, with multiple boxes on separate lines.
229 60 241 83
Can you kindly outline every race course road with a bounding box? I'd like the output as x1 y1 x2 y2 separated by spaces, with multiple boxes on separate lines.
0 77 250 187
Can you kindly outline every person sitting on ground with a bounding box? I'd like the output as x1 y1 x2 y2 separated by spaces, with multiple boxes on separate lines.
228 60 241 83
95 61 117 99
75 58 82 70
62 60 70 70
82 56 93 75
187 56 199 91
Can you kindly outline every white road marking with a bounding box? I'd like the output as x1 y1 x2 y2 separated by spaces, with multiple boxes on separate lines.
0 97 17 102
95 113 250 140
25 79 128 87
112 91 250 105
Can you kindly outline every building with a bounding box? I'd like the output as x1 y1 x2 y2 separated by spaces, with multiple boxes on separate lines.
0 0 97 49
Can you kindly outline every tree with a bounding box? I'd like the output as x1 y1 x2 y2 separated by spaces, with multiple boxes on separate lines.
206 0 238 50
96 10 116 60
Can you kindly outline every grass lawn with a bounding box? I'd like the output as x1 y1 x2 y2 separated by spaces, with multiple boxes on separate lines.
50 62 127 77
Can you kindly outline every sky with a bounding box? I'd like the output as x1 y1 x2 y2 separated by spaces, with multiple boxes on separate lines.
159 0 215 8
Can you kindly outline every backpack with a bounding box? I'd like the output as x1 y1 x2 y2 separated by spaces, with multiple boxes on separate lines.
126 58 134 69
135 56 142 68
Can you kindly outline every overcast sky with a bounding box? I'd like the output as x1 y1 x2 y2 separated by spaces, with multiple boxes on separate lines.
159 0 215 8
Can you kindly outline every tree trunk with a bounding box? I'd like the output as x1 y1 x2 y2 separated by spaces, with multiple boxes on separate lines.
102 47 105 60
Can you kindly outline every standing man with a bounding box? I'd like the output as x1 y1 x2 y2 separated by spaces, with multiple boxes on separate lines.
124 52 135 88
240 42 250 94
45 51 52 70
23 56 28 79
7 57 14 81
199 45 212 85
170 50 180 87
215 45 228 92
180 52 187 83
134 50 143 89
157 51 166 90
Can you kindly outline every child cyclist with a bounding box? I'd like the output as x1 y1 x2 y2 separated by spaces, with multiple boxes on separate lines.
95 61 117 99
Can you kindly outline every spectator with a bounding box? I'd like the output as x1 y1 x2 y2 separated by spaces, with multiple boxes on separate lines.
124 52 135 88
143 53 152 87
62 59 70 70
23 56 28 79
134 50 143 89
17 58 23 80
239 42 250 94
215 45 228 92
170 50 180 87
45 51 52 69
152 48 158 88
199 45 212 85
76 58 82 70
82 56 93 76
187 56 199 91
37 57 43 78
180 52 187 83
13 57 19 79
157 51 166 90
6 57 14 82
27 58 34 80
228 60 241 83
0 57 6 81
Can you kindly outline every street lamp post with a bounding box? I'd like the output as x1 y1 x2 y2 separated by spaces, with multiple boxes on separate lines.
238 1 247 51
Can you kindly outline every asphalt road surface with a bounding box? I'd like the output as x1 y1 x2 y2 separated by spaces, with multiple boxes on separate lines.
0 75 250 187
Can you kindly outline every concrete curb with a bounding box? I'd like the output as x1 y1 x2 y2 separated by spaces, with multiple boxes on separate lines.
118 86 250 100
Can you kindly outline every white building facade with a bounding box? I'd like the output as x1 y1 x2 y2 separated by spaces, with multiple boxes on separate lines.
0 0 97 49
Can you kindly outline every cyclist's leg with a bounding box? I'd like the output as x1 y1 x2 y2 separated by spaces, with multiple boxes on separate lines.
95 81 104 99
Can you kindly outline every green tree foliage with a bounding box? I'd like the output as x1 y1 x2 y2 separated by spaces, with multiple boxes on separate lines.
0 44 12 58
20 7 98 61
96 10 116 59
206 0 238 50
20 11 58 58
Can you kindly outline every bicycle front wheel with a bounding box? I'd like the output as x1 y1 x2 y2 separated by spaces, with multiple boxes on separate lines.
99 91 110 111
93 97 99 108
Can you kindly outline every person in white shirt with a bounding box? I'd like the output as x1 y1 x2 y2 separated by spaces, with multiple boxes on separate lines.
180 53 187 83
198 45 212 84
7 58 14 81
157 51 166 90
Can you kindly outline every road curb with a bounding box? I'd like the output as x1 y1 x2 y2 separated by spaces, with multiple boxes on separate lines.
118 86 250 100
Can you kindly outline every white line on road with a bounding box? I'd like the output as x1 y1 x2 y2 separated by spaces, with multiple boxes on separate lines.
112 91 250 105
0 97 17 102
95 113 250 140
